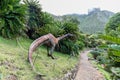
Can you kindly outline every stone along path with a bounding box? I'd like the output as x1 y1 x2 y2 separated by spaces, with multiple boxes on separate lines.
75 50 104 80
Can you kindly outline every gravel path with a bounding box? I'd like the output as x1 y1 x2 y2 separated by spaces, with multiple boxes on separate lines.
75 50 104 80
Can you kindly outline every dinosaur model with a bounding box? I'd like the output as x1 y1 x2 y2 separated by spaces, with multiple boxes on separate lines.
28 33 73 75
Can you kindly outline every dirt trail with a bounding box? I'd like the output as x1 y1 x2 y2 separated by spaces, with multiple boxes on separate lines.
75 50 104 80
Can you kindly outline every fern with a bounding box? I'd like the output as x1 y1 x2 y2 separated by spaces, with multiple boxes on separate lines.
0 0 27 38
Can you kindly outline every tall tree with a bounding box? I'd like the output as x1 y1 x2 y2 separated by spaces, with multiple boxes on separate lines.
105 12 120 37
24 0 43 39
0 0 27 38
57 17 84 55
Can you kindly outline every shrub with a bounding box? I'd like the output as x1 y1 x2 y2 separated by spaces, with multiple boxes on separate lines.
0 0 27 38
90 49 103 59
111 67 120 79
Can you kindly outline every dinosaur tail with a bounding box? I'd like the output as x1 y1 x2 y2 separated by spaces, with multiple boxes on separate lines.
28 48 36 71
28 35 49 76
28 37 41 69
28 49 45 76
27 38 42 75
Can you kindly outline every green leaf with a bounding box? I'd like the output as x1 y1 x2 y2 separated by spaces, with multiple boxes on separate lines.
108 48 120 57
99 35 120 44
111 67 120 77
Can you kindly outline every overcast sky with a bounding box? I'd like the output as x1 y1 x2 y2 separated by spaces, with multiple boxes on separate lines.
39 0 120 16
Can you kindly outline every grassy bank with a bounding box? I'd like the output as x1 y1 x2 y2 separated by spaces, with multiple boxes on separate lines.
88 53 111 80
0 37 78 80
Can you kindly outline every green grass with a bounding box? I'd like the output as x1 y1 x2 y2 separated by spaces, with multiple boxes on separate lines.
97 65 112 80
0 37 78 80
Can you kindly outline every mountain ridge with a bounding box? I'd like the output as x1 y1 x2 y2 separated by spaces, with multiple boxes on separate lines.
53 8 114 34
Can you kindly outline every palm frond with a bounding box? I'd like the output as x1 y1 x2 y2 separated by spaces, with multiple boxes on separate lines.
0 0 27 38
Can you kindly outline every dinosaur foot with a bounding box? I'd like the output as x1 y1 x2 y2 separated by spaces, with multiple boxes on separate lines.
47 54 56 59
50 56 57 60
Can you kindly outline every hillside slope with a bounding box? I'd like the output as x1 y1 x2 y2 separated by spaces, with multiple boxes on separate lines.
0 37 78 80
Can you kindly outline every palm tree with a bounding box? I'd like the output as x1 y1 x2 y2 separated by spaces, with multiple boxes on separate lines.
24 0 43 39
0 0 27 38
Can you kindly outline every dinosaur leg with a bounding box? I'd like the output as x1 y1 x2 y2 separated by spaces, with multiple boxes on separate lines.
47 44 56 59
47 46 51 57
49 45 55 59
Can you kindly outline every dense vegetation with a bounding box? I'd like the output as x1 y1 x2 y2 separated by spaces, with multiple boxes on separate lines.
0 0 85 55
105 12 120 37
0 0 27 38
91 13 120 80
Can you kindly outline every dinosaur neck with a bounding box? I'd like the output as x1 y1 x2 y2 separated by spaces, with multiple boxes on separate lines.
57 34 70 41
